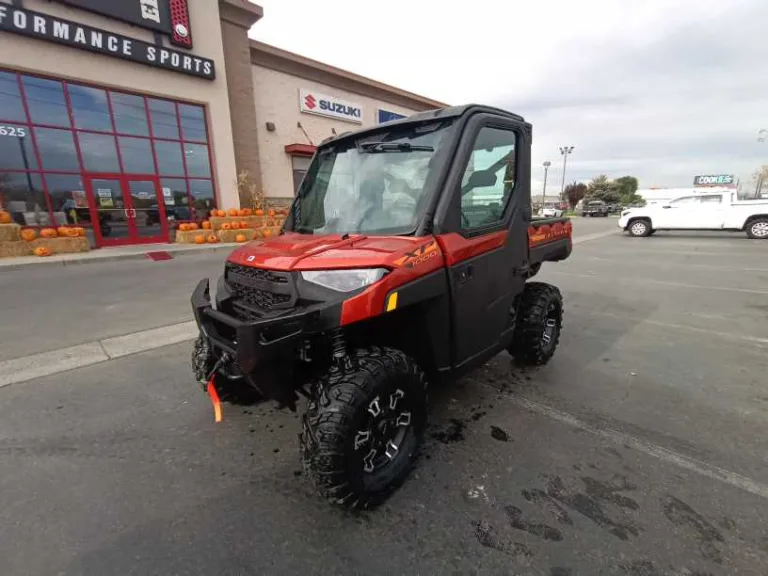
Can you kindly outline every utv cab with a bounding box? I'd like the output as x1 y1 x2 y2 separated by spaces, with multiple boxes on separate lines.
191 104 572 508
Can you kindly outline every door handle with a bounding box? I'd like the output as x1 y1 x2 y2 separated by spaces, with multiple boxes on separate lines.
458 265 473 284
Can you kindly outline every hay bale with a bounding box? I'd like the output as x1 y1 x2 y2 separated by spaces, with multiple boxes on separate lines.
175 229 207 243
217 228 258 243
30 237 90 254
0 240 32 258
0 223 21 242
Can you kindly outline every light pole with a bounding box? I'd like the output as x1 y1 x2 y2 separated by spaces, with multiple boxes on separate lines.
559 146 574 196
542 160 551 205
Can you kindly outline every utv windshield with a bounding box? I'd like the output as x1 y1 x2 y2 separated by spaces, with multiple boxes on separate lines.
286 120 456 235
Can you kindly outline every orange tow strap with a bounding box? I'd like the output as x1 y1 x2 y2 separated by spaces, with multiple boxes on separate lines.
207 378 222 423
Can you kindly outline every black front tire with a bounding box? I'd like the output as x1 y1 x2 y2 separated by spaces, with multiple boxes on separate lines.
627 219 651 237
300 347 427 509
510 282 563 366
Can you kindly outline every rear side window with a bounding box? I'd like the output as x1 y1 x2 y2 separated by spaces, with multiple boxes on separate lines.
458 127 517 229
699 195 722 203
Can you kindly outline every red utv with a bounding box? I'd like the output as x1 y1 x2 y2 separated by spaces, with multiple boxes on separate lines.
191 104 572 508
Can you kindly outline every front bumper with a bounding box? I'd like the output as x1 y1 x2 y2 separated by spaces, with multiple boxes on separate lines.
618 216 629 229
191 277 341 375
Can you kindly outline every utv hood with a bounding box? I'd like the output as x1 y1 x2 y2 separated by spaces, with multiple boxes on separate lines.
227 232 436 271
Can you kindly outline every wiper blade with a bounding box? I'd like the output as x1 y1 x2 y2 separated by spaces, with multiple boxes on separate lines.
358 141 434 153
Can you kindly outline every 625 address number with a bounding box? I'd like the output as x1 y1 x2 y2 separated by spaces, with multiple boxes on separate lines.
0 125 28 138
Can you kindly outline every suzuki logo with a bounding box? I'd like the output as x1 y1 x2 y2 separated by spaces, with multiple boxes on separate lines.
304 94 317 109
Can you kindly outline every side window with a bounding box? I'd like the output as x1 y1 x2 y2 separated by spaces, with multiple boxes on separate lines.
699 195 722 204
670 196 697 205
459 127 516 229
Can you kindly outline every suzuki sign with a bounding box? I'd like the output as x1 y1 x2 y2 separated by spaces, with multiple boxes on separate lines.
299 89 363 124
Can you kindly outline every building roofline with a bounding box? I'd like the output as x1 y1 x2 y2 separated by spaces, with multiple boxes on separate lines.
249 40 448 112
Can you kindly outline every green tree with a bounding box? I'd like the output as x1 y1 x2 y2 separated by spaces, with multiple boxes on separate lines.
563 181 588 209
587 174 622 204
614 175 644 204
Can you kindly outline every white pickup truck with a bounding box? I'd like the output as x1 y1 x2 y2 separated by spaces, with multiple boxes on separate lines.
618 192 768 239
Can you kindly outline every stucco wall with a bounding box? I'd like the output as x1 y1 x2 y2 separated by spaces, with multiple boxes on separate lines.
251 64 418 200
0 0 239 209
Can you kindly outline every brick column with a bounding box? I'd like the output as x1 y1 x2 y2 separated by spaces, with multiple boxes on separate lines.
218 0 264 207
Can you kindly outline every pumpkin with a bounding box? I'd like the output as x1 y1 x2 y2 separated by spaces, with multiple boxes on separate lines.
213 209 222 217
237 209 247 217
194 234 206 244
202 221 212 230
255 209 264 216
57 226 70 237
0 210 11 224
75 227 86 237
33 246 51 257
221 223 232 230
178 223 188 231
230 222 240 230
40 228 57 238
21 228 37 241
242 208 253 216
228 208 239 217
66 228 80 237
235 233 247 243
267 209 276 217
262 229 272 238
187 223 199 230
239 220 249 229
207 234 219 243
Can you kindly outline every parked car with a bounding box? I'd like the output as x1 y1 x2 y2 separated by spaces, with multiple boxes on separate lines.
618 192 768 238
540 202 564 218
581 200 608 217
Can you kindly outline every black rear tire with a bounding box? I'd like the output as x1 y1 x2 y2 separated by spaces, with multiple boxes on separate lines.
745 218 768 239
509 282 563 366
300 347 427 509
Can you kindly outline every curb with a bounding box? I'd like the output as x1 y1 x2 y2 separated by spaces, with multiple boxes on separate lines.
0 243 237 271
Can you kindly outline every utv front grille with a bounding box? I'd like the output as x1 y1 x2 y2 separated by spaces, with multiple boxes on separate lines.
225 263 295 314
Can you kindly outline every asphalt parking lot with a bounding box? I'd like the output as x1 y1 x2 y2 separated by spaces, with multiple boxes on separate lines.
1 218 767 575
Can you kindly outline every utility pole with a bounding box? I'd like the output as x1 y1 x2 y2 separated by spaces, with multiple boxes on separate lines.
542 160 551 205
559 146 574 196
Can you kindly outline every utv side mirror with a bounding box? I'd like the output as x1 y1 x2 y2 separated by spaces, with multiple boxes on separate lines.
467 170 497 189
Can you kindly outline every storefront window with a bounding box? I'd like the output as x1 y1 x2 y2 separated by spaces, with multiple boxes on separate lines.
184 144 210 178
45 174 91 226
0 72 26 122
154 140 184 176
179 104 206 142
118 136 155 174
148 98 179 140
35 127 80 172
0 173 49 226
189 179 214 219
22 76 70 127
112 93 149 137
78 132 120 173
69 85 112 132
0 125 38 170
0 69 217 240
160 178 191 220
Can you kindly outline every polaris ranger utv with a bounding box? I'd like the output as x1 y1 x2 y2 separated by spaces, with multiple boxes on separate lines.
191 105 572 508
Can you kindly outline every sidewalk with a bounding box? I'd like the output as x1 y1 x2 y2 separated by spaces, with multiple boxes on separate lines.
0 241 239 271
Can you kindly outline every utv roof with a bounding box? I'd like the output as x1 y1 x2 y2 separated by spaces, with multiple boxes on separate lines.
320 104 526 147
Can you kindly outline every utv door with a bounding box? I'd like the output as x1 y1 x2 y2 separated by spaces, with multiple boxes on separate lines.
433 114 531 368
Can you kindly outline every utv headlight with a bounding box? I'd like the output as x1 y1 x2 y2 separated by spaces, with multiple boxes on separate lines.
301 268 388 292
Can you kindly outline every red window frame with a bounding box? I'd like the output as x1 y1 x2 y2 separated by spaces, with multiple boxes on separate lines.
0 67 218 237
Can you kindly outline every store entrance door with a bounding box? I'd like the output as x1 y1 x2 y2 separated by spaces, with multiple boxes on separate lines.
86 176 168 247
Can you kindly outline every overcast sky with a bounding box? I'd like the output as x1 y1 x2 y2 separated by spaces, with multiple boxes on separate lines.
250 0 767 193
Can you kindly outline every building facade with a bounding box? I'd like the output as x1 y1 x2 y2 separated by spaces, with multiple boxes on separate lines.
0 0 443 248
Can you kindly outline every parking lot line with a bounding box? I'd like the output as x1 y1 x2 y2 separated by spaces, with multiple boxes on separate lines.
586 310 768 348
572 230 618 244
479 383 768 501
549 270 768 295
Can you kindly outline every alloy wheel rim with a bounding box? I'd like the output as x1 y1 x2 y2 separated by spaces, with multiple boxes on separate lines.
751 222 768 238
631 222 646 235
354 390 412 473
